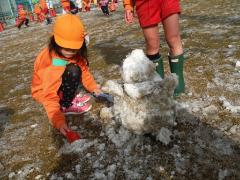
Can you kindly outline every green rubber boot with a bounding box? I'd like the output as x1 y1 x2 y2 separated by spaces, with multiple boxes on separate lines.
168 53 185 95
153 56 164 79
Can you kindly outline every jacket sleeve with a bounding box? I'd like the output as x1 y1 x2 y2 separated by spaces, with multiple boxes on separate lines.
31 48 47 103
123 0 134 11
41 66 66 129
79 61 98 93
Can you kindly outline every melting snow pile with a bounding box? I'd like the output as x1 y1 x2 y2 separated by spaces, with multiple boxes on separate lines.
101 49 178 145
28 49 239 179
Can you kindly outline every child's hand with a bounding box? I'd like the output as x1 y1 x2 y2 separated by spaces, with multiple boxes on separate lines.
59 123 71 136
59 123 81 143
125 10 134 24
93 87 102 96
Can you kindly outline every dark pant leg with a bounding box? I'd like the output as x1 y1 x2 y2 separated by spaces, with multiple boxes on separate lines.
46 16 51 25
103 6 109 15
101 6 105 14
25 18 29 26
17 20 24 29
58 63 82 108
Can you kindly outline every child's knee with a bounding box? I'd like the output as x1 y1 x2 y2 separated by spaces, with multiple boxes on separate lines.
65 63 82 78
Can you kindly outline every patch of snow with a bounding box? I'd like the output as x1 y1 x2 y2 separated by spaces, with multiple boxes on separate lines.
156 127 173 145
219 96 240 114
59 139 96 154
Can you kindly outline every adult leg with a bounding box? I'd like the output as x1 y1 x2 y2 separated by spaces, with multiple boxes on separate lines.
142 25 160 55
162 14 183 56
163 14 185 95
142 25 164 78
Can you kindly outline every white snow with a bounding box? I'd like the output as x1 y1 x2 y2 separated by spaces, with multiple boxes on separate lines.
219 96 240 114
122 49 159 83
101 49 178 145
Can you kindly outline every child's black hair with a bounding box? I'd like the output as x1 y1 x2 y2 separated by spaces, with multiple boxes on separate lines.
48 36 89 66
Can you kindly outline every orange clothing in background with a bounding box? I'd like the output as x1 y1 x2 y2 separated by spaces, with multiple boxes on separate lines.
123 0 134 11
31 48 98 129
61 0 70 11
34 3 42 15
83 0 91 11
34 3 45 22
40 0 48 9
109 2 116 12
18 9 28 20
39 0 49 14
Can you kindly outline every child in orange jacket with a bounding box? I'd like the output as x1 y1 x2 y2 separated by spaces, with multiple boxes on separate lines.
34 3 44 22
31 14 113 143
39 0 52 24
83 0 91 11
99 0 109 15
61 0 71 13
17 4 29 29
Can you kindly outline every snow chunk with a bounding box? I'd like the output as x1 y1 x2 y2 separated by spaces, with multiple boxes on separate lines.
100 107 114 121
102 80 124 97
101 49 178 144
122 49 159 83
156 127 173 145
124 80 161 99
236 61 240 68
59 139 95 154
219 96 240 114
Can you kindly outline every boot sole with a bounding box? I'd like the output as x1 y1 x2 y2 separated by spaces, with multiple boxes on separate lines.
77 97 91 104
74 96 91 104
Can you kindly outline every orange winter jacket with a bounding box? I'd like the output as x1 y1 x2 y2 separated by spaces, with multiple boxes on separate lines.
83 0 91 7
18 9 28 20
61 0 70 8
40 0 48 10
34 4 42 14
123 0 134 11
31 47 98 129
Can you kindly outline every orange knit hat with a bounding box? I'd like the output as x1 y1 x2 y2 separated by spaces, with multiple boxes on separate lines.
53 14 85 49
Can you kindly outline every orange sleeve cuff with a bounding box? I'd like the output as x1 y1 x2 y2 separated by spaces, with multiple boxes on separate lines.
51 111 66 129
43 100 66 129
123 0 134 11
124 5 133 11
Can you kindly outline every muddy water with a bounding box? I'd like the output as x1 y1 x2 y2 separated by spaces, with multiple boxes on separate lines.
0 0 240 179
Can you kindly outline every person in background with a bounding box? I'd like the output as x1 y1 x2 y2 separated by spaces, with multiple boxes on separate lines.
34 3 45 23
70 0 79 14
39 0 51 24
61 0 71 14
46 0 56 17
83 0 91 12
0 21 4 32
76 0 83 12
99 0 109 15
17 4 29 29
31 14 113 143
109 0 116 12
123 0 185 95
